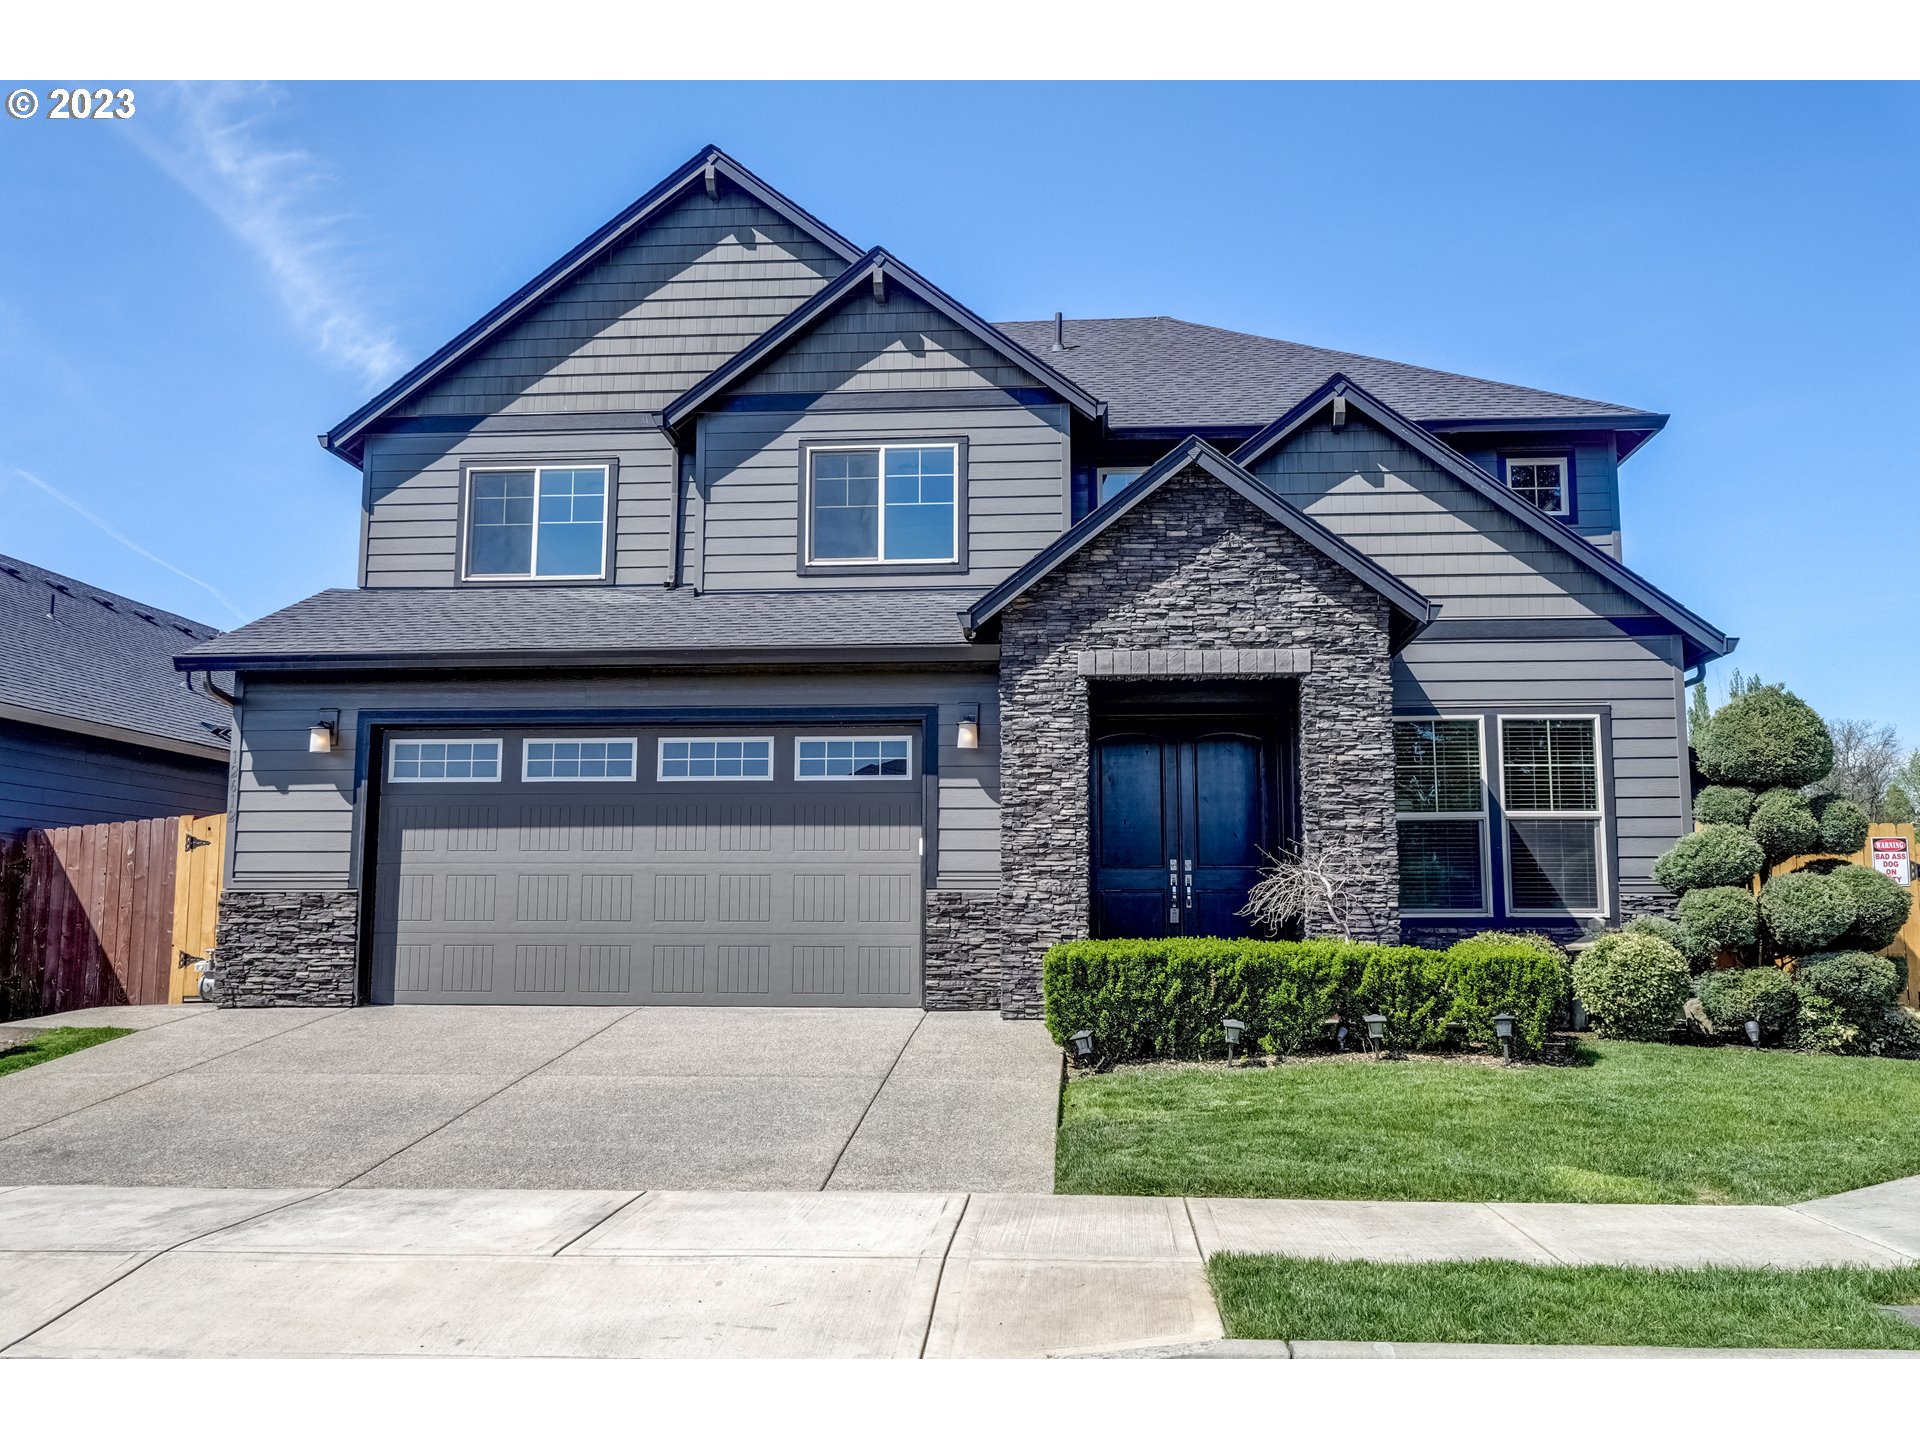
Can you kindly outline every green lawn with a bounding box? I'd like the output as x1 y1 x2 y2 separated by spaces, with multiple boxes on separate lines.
1056 1040 1920 1203
0 1026 131 1078
1209 1256 1920 1350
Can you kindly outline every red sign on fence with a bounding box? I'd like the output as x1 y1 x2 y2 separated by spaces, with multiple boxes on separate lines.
1872 835 1911 886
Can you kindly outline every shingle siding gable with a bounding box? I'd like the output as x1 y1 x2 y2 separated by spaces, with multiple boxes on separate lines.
392 187 846 418
731 291 1046 396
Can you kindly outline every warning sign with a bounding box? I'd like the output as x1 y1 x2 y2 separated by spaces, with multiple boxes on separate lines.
1871 835 1911 886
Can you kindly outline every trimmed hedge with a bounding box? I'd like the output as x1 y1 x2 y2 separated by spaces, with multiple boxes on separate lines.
1795 951 1900 1026
1652 824 1765 895
1040 935 1566 1062
1676 885 1759 964
1695 685 1834 790
1696 966 1798 1036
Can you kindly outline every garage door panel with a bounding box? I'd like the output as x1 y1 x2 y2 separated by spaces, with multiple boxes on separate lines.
371 726 924 1006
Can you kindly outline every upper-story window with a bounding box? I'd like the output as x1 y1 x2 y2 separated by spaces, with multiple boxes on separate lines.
1502 456 1571 517
1097 468 1144 505
464 465 609 580
806 444 958 565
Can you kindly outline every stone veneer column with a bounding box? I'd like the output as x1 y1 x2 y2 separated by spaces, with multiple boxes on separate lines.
213 890 359 1006
922 888 1004 1009
994 465 1400 1019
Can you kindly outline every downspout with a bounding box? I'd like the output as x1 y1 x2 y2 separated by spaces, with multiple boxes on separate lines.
664 421 687 590
187 668 240 708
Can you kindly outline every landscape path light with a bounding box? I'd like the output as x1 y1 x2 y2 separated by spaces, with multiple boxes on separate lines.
1070 1030 1094 1064
1362 1013 1388 1055
1492 1012 1516 1063
1222 1016 1246 1063
1744 1019 1761 1047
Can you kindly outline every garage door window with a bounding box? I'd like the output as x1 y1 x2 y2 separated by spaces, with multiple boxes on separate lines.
658 737 774 780
523 738 637 781
389 738 502 782
796 736 912 779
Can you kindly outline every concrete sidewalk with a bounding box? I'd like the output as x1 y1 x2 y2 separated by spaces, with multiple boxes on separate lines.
2 1182 1917 1358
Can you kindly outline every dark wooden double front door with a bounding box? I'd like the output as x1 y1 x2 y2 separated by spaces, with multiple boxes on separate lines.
1091 718 1288 939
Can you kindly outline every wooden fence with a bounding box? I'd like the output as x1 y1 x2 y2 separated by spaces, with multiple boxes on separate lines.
0 813 226 1019
1775 821 1919 1008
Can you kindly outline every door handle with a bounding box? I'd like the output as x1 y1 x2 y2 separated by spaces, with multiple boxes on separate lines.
1168 858 1180 924
1184 857 1194 909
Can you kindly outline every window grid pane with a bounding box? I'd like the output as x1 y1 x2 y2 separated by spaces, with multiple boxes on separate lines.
1501 718 1599 813
796 737 912 779
1398 819 1486 912
1393 720 1483 814
809 446 956 563
657 738 773 781
1507 460 1566 514
390 739 501 782
467 466 606 578
524 739 635 781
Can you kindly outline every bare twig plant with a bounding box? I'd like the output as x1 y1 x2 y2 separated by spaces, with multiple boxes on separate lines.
1237 838 1386 940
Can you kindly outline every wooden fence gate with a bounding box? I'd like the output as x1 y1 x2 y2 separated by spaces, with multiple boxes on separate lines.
0 813 226 1019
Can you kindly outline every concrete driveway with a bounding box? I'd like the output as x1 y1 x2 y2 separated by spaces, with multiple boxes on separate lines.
0 1006 1061 1192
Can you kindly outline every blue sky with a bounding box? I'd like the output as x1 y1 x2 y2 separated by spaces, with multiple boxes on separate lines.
2 82 1914 729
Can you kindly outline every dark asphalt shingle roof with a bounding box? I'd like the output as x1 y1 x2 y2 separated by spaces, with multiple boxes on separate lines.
995 316 1658 430
0 552 228 751
178 585 986 667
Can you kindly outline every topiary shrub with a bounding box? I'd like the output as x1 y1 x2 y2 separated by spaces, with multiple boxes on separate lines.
1692 785 1756 827
1695 685 1834 790
1795 950 1900 1026
1677 886 1759 964
1624 914 1684 948
1749 788 1820 862
1758 870 1856 953
1696 966 1798 1037
1809 793 1871 855
1570 931 1692 1041
1810 861 1913 951
1652 824 1766 895
1868 1007 1920 1059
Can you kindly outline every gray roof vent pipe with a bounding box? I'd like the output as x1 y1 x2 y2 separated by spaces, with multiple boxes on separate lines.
1051 311 1065 352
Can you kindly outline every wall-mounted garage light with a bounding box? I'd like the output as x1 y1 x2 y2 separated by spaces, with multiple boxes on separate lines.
308 708 340 754
956 702 982 751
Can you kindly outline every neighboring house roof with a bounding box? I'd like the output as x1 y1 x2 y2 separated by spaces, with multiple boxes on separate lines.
664 248 1106 427
995 316 1667 435
322 145 865 466
0 552 229 757
966 436 1434 649
1230 374 1735 666
175 586 986 672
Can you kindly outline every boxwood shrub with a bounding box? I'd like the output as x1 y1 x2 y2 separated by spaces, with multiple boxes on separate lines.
1758 870 1856 953
1810 793 1871 855
1692 785 1757 827
1794 950 1900 1026
1569 931 1691 1040
1695 685 1834 790
1809 861 1913 951
1748 788 1820 862
1040 935 1565 1062
1696 965 1798 1037
1676 885 1759 965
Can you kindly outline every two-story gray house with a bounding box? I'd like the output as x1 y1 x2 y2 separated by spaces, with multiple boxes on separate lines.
179 146 1734 1016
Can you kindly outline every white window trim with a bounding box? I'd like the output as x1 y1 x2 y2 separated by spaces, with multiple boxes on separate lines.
461 464 611 582
519 735 638 783
1498 713 1609 919
386 737 504 784
1393 713 1493 919
1095 467 1145 505
794 734 916 781
655 736 776 783
1501 455 1572 518
804 443 960 566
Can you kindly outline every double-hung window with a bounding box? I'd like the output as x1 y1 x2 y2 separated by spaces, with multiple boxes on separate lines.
1503 456 1571 517
1500 716 1605 914
806 444 958 565
1393 718 1488 913
465 464 608 579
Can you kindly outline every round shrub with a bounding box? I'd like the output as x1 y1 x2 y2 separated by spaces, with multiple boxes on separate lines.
1869 1007 1920 1059
1696 686 1834 790
1677 886 1758 963
1788 993 1859 1054
1571 931 1692 1041
1795 950 1900 1025
1758 870 1856 953
1652 824 1765 895
1748 788 1820 862
1810 793 1870 855
1693 785 1756 827
1696 966 1798 1037
1813 861 1913 951
1624 915 1683 948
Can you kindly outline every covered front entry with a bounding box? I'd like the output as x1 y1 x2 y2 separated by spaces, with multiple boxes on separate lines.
368 724 925 1006
1089 689 1296 939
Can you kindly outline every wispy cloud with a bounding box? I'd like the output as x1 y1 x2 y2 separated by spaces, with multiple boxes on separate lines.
11 468 248 623
125 83 406 387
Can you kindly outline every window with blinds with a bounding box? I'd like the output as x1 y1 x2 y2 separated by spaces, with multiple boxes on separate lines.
1393 718 1487 913
1500 716 1604 913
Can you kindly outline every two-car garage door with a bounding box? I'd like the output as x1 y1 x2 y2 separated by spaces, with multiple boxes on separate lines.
368 726 924 1006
